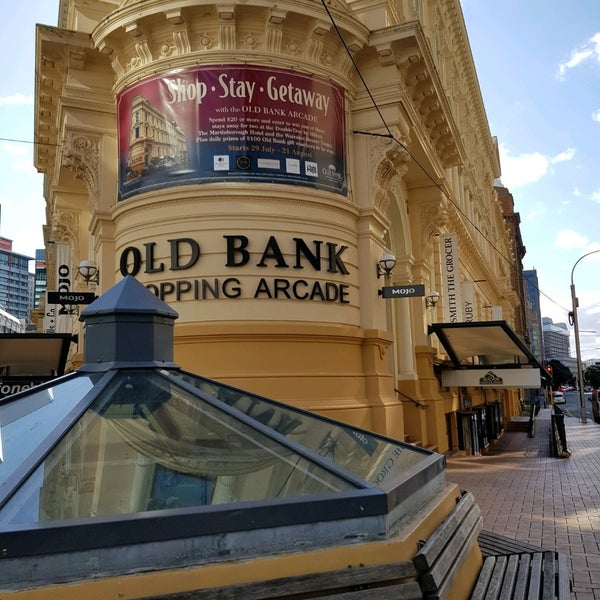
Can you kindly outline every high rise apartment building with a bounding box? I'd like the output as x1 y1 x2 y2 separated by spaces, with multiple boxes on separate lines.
33 248 47 309
0 237 33 323
542 317 571 362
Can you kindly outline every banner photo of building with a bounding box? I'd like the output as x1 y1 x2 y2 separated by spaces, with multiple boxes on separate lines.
117 65 346 199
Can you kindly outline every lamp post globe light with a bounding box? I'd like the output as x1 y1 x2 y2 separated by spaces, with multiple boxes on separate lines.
376 253 396 279
570 248 600 424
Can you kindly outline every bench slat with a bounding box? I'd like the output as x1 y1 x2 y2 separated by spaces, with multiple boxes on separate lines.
421 505 480 588
420 509 482 597
146 561 420 600
436 515 483 600
511 554 531 600
527 552 543 599
557 552 571 600
498 553 520 600
541 551 556 599
318 582 423 600
414 492 476 572
485 554 507 600
470 556 496 600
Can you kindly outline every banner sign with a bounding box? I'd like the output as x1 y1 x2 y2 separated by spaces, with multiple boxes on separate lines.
462 281 474 322
441 233 462 323
47 292 96 305
53 243 72 333
117 65 346 200
442 368 541 389
380 284 425 299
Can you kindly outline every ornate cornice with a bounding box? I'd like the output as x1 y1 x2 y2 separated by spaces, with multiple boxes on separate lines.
92 1 369 91
422 200 450 241
369 133 410 213
369 22 461 170
61 133 100 209
46 208 81 289
52 208 80 247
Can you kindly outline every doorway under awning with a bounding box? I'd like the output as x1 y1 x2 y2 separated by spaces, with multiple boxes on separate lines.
428 321 551 389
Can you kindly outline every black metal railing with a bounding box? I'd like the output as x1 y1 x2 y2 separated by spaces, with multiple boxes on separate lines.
550 406 570 458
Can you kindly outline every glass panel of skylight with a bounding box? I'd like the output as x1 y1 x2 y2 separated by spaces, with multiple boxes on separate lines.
168 371 429 488
0 370 358 526
0 374 101 489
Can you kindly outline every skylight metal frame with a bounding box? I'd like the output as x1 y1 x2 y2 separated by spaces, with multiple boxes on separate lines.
0 365 445 562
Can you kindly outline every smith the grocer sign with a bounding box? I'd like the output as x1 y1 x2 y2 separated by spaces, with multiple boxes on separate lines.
117 65 346 199
119 235 351 304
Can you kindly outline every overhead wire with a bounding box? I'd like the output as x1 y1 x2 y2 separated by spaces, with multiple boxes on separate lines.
319 0 569 317
0 137 60 147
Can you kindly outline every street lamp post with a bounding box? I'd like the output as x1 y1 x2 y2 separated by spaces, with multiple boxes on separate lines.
570 248 600 424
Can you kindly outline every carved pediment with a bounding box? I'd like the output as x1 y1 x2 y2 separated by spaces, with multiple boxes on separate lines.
369 133 410 213
61 133 100 209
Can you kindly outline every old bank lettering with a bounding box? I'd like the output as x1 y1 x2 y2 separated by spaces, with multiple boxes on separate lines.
119 235 351 304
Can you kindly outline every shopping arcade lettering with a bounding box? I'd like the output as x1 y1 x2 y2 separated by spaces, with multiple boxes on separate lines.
119 235 351 304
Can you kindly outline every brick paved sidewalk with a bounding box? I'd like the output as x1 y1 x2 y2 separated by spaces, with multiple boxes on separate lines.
445 408 600 599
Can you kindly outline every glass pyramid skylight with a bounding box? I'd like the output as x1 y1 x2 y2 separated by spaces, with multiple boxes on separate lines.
0 277 444 588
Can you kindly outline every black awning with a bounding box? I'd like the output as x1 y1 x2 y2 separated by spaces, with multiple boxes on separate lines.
428 321 551 386
0 333 73 378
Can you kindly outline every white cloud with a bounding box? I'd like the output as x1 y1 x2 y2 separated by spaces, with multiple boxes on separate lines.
1 142 29 156
0 93 33 106
524 209 543 222
551 147 576 163
498 144 575 189
593 109 600 123
557 32 600 80
11 160 37 173
591 189 600 203
554 230 588 249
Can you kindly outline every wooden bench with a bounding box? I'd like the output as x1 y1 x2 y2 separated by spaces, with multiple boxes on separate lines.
477 529 548 557
147 493 482 600
470 551 571 599
145 492 572 600
412 490 482 599
144 561 424 599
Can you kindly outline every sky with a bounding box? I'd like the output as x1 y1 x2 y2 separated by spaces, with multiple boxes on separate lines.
1 1 599 357
0 2 60 259
460 0 600 359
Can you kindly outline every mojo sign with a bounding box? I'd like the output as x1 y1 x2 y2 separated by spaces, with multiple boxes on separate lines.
379 284 425 299
119 235 351 304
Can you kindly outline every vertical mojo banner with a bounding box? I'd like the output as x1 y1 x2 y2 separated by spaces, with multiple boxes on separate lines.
441 233 462 323
117 65 346 200
54 243 72 333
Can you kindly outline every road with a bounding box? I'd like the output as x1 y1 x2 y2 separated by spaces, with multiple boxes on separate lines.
555 389 593 420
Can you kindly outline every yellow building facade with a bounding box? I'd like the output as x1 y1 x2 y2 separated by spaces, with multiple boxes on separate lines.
35 0 526 456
